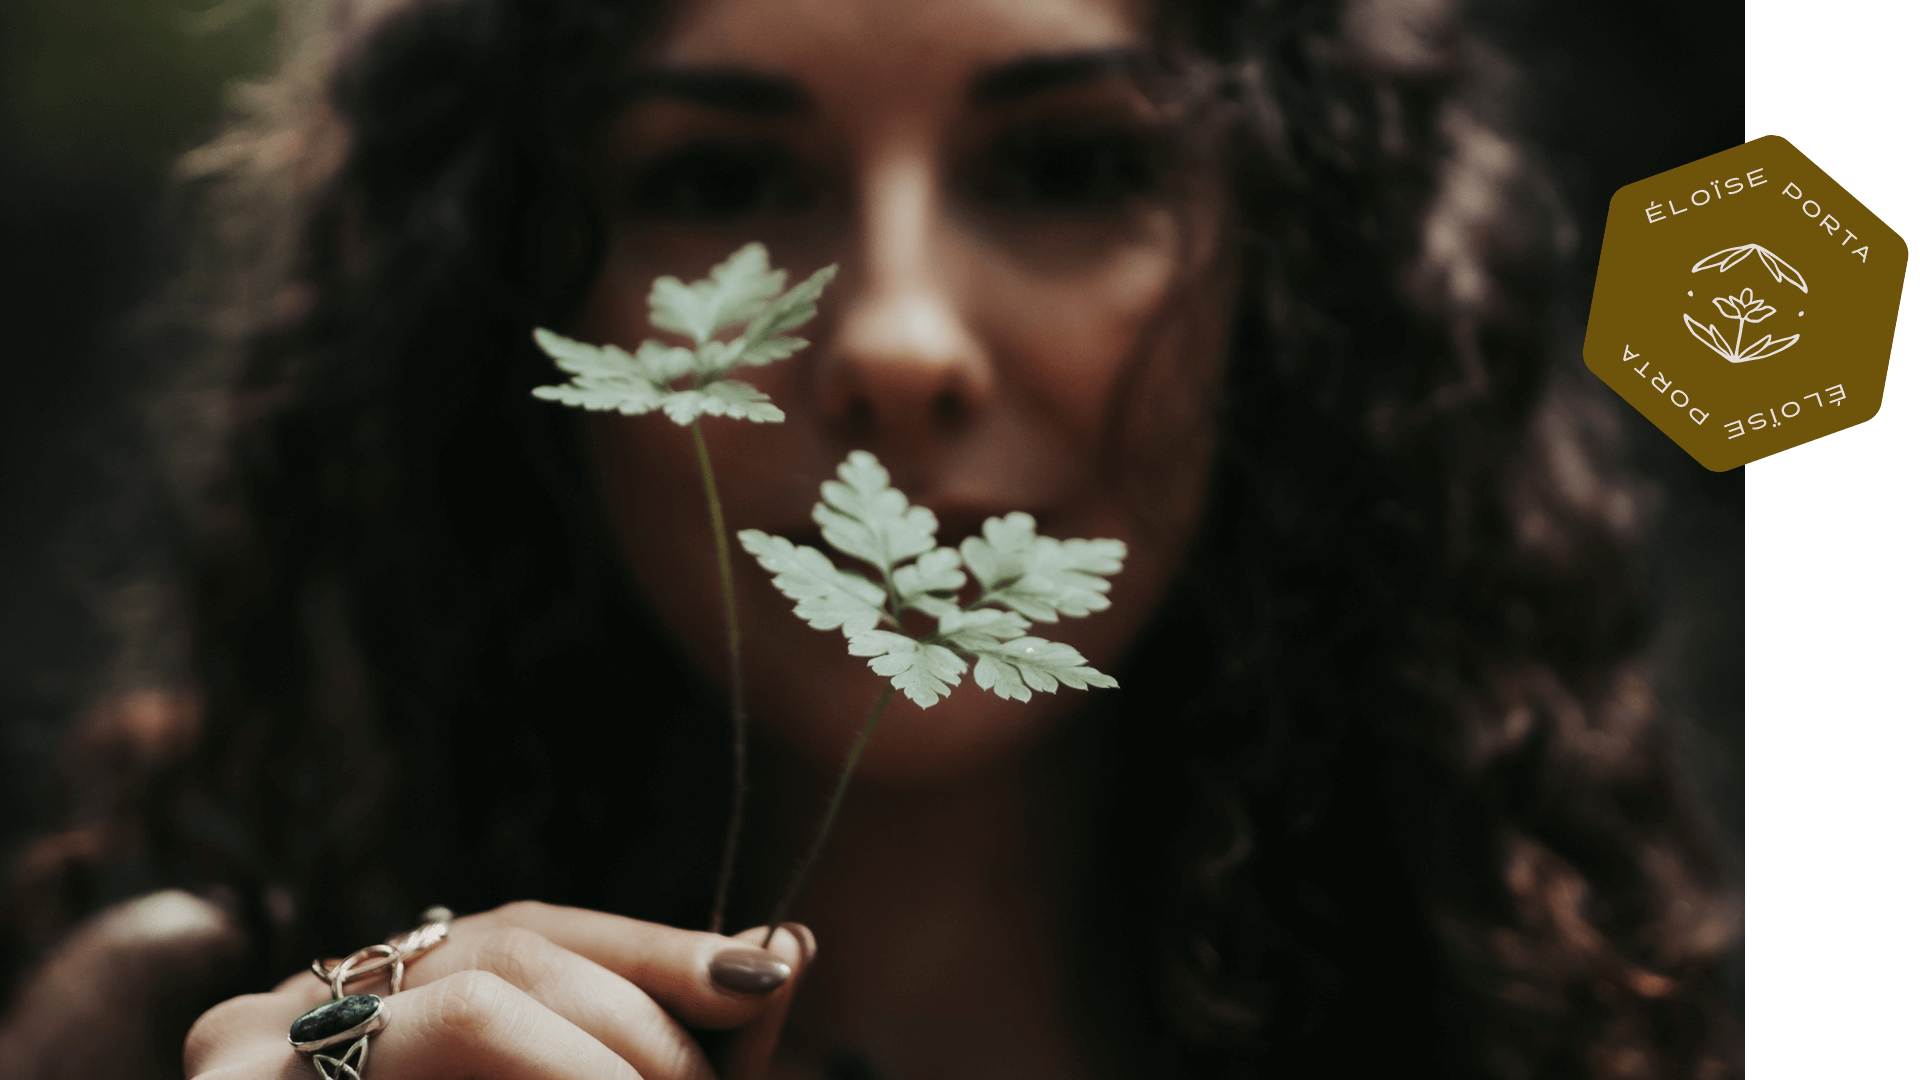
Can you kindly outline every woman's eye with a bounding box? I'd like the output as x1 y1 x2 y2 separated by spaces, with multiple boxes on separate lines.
628 145 802 222
976 125 1162 211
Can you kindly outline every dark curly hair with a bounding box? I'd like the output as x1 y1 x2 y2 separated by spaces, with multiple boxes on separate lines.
8 0 1741 1076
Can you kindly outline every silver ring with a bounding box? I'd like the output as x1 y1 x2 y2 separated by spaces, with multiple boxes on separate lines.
291 907 452 1078
308 906 454 998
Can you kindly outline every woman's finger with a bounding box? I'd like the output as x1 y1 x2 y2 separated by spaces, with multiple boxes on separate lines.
475 901 797 1029
190 970 646 1080
718 924 816 1080
185 990 315 1078
198 903 798 1080
405 924 716 1080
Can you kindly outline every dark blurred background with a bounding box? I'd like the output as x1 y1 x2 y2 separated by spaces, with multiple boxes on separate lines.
1 0 280 887
0 0 1743 970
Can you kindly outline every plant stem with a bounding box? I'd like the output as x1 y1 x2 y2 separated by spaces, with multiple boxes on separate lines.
691 417 748 934
1733 316 1747 359
761 684 895 947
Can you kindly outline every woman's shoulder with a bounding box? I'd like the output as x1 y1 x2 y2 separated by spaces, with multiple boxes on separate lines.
0 890 250 1080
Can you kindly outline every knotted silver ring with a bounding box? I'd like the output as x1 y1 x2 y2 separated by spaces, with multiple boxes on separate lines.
287 906 453 1080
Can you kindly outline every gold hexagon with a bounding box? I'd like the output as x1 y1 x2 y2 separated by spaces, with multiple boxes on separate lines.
1584 135 1907 471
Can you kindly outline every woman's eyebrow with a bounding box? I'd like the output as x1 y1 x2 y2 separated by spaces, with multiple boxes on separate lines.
969 46 1146 106
612 67 811 115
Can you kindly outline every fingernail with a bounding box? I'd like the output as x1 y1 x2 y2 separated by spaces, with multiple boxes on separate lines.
709 948 792 995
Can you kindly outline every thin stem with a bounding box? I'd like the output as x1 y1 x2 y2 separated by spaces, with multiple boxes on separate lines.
691 418 749 934
1733 315 1747 359
761 684 895 947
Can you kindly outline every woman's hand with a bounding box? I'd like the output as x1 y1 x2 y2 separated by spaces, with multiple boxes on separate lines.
184 902 814 1080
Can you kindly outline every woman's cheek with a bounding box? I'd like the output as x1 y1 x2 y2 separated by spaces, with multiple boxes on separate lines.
980 215 1188 439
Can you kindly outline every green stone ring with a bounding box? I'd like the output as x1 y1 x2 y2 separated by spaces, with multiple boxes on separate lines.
290 908 447 1077
288 993 388 1054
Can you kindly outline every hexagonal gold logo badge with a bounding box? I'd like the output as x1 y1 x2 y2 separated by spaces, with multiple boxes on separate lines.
1584 136 1907 471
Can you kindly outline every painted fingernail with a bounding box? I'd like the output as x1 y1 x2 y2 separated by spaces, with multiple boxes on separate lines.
709 948 792 994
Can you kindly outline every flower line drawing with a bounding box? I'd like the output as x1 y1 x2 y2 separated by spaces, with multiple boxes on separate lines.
1683 243 1806 364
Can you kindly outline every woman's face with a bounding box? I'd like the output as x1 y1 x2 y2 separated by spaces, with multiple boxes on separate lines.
576 0 1235 784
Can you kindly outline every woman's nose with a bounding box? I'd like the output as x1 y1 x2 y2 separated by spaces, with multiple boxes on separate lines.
816 152 994 443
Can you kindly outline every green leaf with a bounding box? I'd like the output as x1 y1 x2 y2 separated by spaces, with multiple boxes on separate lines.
648 242 785 344
971 655 1026 701
893 547 967 617
733 264 838 366
637 339 697 384
737 530 887 635
530 374 667 414
532 327 632 378
533 244 834 425
846 630 967 708
530 329 670 414
691 339 736 379
958 512 1035 589
721 333 808 371
967 636 1117 702
659 380 785 425
529 332 672 411
934 607 1029 652
532 331 782 426
961 513 1126 621
814 451 937 576
746 449 1128 710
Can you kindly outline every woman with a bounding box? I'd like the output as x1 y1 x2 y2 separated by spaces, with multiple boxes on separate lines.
0 0 1740 1076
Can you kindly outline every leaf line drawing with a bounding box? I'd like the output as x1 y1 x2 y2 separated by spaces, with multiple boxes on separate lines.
1691 243 1809 293
1683 244 1806 364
